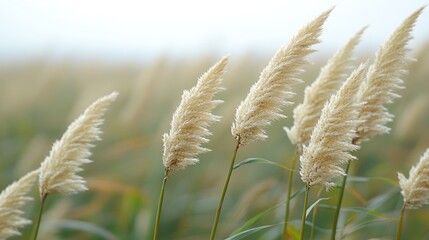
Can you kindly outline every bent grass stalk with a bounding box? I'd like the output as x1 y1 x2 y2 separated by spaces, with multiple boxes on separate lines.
330 159 352 240
283 147 301 239
34 92 117 239
210 141 240 240
300 185 310 240
153 174 168 240
309 186 323 240
158 58 227 239
396 205 406 240
31 194 47 240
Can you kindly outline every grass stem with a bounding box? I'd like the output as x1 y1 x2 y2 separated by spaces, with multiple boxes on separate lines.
31 193 47 240
210 141 240 240
330 160 351 240
309 187 323 240
153 173 168 240
283 147 300 239
299 185 310 240
396 204 406 240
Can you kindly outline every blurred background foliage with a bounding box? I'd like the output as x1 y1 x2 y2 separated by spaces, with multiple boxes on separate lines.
1 42 429 239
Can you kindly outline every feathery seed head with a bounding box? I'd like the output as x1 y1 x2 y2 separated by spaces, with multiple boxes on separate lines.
231 8 333 146
398 148 429 209
355 7 425 144
300 63 367 189
39 92 118 198
162 57 228 175
0 170 39 239
286 26 366 146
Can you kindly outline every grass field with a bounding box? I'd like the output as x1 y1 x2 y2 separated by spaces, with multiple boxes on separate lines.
1 41 429 239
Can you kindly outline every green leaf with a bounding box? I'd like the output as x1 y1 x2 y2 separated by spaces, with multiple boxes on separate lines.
290 187 306 200
226 223 282 240
233 158 292 171
342 219 387 237
340 207 390 219
46 219 119 240
306 198 329 218
231 203 283 235
347 176 398 186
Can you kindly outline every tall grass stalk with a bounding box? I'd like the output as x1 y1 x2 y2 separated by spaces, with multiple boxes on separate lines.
210 141 240 240
309 187 323 240
283 147 301 239
160 57 228 239
396 205 406 240
300 185 310 240
153 174 168 240
330 160 352 240
31 194 47 240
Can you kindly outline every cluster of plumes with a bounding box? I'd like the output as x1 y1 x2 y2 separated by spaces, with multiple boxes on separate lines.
231 8 332 146
354 7 425 144
298 7 424 189
39 92 118 198
300 63 367 189
398 148 429 209
285 27 366 146
162 57 228 175
0 170 39 239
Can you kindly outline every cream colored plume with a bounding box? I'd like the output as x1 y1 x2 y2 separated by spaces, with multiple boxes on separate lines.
398 148 429 209
355 7 425 143
162 57 228 175
231 8 332 146
39 92 118 198
286 27 366 146
300 63 367 189
0 170 38 239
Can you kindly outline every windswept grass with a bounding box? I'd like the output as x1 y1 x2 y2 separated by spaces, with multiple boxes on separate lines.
0 7 428 240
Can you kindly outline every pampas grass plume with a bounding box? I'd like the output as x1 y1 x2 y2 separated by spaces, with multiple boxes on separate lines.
300 63 367 189
162 57 228 175
0 170 39 239
355 7 425 143
286 26 366 146
231 8 333 146
398 148 429 209
39 92 118 198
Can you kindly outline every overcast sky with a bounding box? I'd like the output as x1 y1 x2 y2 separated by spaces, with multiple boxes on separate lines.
0 0 428 61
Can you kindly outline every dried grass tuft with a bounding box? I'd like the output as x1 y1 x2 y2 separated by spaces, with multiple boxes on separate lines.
300 63 367 189
0 170 39 239
286 26 366 146
39 92 118 198
355 7 425 143
231 8 333 146
162 57 228 175
398 148 429 209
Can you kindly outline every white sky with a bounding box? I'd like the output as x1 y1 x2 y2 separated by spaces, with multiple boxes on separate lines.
0 0 428 61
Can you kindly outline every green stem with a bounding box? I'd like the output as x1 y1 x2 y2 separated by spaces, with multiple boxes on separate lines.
330 160 351 240
396 204 406 240
153 173 168 240
283 147 300 239
309 187 323 240
299 185 310 240
32 193 47 240
210 141 240 240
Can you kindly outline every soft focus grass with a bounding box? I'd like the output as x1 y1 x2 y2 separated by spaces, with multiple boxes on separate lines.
1 44 429 239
